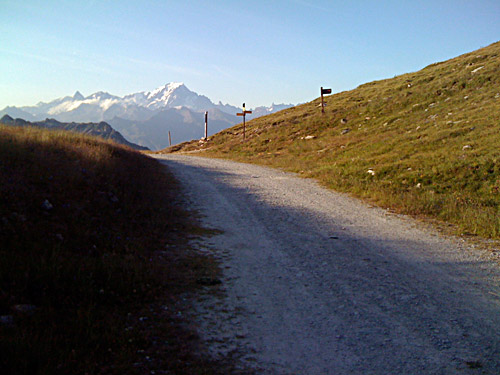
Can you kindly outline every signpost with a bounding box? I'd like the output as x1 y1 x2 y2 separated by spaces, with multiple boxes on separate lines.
320 87 332 114
204 111 208 140
168 131 172 146
236 103 252 139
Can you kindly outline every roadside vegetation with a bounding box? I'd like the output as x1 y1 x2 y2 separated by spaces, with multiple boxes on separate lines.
162 41 500 240
0 125 226 374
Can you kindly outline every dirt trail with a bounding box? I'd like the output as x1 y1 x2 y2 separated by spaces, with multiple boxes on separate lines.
155 154 500 374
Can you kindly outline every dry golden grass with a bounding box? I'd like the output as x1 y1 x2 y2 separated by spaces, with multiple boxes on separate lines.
0 125 231 374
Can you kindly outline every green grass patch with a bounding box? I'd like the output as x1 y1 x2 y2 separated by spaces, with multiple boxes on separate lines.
162 41 500 240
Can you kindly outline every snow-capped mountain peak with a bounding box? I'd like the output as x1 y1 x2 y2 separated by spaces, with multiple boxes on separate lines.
146 82 185 100
121 82 193 110
1 83 294 124
87 91 119 101
143 82 191 109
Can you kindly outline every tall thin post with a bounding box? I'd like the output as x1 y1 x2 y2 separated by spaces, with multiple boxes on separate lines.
243 114 246 139
243 103 246 139
168 131 172 146
204 111 208 140
320 87 331 114
236 103 252 140
321 86 325 114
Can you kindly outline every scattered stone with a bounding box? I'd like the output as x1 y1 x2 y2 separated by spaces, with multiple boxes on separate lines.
464 95 469 100
416 183 422 189
341 128 350 135
495 93 500 99
340 118 348 125
303 135 316 140
367 169 375 176
462 145 472 150
470 66 484 74
41 199 53 211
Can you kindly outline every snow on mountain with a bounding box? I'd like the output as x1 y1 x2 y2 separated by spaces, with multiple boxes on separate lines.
122 82 215 111
250 103 295 119
1 83 293 123
42 91 121 119
0 83 295 147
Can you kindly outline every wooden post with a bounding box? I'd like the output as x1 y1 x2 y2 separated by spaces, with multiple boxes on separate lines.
236 104 252 140
321 86 325 114
204 111 208 140
243 103 246 139
168 131 172 146
320 87 332 114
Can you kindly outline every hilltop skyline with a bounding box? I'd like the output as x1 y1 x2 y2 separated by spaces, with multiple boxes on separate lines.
1 0 499 109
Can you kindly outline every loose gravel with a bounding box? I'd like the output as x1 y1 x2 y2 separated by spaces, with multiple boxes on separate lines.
155 154 500 375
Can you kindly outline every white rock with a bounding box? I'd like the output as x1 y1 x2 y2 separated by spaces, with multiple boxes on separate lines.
367 169 375 176
41 199 53 210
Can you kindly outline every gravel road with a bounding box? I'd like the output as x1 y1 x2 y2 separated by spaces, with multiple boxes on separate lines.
155 154 500 374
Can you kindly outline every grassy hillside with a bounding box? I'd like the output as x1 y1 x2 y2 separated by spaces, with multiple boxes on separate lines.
0 126 224 374
162 41 500 240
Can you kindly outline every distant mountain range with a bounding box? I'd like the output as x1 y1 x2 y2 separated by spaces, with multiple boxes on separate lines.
0 83 294 149
0 114 148 151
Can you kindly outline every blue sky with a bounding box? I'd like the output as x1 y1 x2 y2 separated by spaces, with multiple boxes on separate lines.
1 0 499 109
